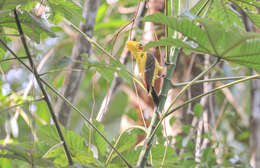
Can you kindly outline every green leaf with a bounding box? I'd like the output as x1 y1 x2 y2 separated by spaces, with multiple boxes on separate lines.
0 11 56 43
145 37 208 54
190 0 211 16
44 147 67 166
0 144 54 167
182 125 192 134
104 92 128 124
36 101 50 125
38 125 97 166
236 0 260 8
38 125 86 151
144 13 260 72
150 144 176 167
93 120 107 158
247 12 260 30
144 13 211 53
0 158 11 168
95 19 129 31
0 0 31 10
96 65 115 82
84 61 132 83
110 143 142 165
238 131 249 140
110 130 137 161
73 150 100 166
126 108 138 121
194 103 203 118
47 0 83 25
170 117 176 125
207 0 244 29
96 3 109 23
201 147 217 166
116 131 137 153
37 126 60 145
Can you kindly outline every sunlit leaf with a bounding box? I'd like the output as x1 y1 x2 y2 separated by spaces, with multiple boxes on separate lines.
93 120 107 158
194 103 203 118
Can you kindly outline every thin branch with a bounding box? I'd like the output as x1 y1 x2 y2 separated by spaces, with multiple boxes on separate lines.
39 68 86 76
165 74 260 118
171 76 252 87
0 56 28 63
0 33 21 37
42 141 64 158
0 97 44 113
63 19 117 62
13 9 73 165
165 57 220 114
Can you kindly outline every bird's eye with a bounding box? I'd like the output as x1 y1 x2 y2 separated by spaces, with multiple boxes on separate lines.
138 44 143 50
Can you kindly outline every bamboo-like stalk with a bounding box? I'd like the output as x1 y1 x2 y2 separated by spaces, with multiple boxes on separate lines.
136 3 180 167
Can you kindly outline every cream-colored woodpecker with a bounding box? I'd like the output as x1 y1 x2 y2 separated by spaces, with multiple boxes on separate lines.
126 40 162 106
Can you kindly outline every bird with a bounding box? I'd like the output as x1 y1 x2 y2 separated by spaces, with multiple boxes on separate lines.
126 40 162 106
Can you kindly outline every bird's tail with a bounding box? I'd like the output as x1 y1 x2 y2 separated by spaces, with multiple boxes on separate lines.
151 86 159 107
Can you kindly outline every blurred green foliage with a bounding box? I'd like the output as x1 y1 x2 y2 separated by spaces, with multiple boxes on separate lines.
0 0 259 167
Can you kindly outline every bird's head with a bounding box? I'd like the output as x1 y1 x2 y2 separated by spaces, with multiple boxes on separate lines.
126 41 144 55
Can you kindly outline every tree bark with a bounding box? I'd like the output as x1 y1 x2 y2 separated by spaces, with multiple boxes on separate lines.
55 0 100 127
250 70 260 168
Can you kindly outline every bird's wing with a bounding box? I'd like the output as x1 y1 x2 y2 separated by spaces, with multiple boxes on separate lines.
144 53 155 92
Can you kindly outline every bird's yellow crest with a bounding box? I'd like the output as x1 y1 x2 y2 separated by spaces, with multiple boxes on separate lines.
126 41 144 57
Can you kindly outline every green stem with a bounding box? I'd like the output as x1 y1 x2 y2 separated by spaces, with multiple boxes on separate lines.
64 19 117 62
0 97 44 113
136 39 180 168
164 74 260 118
0 56 27 63
171 76 250 87
39 68 86 76
165 0 169 63
165 57 220 114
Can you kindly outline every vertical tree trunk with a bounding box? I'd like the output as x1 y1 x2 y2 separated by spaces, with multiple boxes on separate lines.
55 0 100 127
250 70 260 168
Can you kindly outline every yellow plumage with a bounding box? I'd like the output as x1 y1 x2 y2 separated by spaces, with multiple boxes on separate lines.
126 40 162 106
